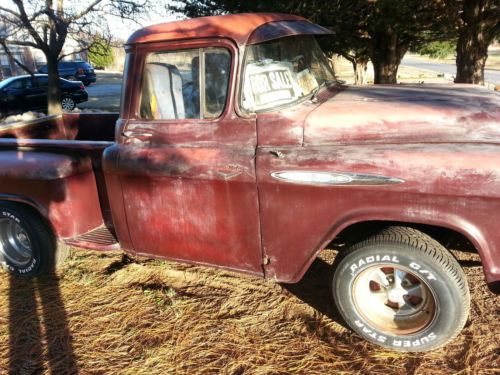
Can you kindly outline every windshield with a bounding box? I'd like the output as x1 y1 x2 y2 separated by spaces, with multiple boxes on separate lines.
241 35 335 113
0 76 19 90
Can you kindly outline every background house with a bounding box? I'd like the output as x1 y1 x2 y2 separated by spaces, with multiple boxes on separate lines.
0 38 89 79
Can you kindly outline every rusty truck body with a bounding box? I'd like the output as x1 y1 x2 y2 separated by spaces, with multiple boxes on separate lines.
0 14 499 352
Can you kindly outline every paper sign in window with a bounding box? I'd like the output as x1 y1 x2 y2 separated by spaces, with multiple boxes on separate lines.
248 69 297 107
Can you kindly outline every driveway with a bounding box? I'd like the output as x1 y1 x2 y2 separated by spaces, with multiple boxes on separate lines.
401 56 500 84
78 71 123 111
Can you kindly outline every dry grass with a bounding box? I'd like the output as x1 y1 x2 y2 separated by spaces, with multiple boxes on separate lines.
0 248 498 375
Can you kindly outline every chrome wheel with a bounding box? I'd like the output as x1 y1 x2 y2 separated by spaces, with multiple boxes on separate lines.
0 218 32 267
352 265 437 335
61 97 75 110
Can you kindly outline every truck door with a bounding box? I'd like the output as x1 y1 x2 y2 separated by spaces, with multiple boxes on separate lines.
113 41 263 276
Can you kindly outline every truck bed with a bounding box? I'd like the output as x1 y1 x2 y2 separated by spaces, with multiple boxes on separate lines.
0 112 119 242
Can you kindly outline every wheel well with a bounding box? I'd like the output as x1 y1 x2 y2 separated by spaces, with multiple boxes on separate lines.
330 221 478 255
0 199 54 235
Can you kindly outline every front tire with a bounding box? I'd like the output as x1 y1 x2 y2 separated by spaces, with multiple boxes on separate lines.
332 226 470 352
0 202 70 277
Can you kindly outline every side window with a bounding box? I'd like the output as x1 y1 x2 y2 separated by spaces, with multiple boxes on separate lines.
140 47 231 120
34 77 49 88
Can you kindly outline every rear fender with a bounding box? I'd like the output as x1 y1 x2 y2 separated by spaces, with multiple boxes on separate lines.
0 150 104 238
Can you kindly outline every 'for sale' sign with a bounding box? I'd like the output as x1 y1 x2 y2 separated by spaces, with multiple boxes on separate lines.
248 69 297 107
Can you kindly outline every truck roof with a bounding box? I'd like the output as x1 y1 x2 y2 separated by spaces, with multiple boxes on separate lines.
126 13 324 46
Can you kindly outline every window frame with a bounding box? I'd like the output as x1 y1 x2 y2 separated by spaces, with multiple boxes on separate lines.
135 39 235 122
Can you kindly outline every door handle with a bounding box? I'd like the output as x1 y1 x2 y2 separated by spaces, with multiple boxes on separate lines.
122 131 153 138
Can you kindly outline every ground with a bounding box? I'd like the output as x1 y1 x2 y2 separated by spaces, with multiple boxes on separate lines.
401 49 500 86
0 247 498 374
78 72 122 112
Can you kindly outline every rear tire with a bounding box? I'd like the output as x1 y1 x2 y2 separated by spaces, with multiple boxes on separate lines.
331 226 470 352
0 202 70 277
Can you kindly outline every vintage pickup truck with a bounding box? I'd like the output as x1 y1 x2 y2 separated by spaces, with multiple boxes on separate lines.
0 13 499 352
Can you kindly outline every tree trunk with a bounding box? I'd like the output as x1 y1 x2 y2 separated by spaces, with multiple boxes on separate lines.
454 1 490 84
372 60 399 84
329 54 342 77
352 59 368 85
45 53 62 116
370 30 408 84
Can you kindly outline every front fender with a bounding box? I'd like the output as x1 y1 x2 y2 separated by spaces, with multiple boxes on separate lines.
277 206 498 286
257 144 500 287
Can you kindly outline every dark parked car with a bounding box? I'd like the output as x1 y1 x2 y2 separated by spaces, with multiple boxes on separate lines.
38 61 97 86
0 74 88 117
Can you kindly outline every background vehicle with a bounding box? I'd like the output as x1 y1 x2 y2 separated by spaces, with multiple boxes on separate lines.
0 74 88 117
0 14 498 353
38 61 97 86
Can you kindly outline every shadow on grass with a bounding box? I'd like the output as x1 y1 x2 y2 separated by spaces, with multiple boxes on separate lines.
281 257 349 331
8 273 77 374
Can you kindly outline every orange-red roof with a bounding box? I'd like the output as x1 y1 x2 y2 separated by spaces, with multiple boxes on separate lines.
126 13 307 46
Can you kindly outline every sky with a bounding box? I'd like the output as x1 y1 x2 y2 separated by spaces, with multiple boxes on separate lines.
106 12 179 41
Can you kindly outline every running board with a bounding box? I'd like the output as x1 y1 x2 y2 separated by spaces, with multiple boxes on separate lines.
64 225 120 251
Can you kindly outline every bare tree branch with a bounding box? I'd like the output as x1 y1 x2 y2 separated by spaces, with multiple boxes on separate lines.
0 6 21 18
0 38 39 48
70 0 103 22
11 0 46 49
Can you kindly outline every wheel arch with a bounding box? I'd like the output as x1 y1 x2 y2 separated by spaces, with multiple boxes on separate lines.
288 212 491 285
0 194 49 219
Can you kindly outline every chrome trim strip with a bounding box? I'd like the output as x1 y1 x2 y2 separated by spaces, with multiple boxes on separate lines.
270 171 405 186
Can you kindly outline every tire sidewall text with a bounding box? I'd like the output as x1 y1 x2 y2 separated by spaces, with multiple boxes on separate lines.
333 244 464 351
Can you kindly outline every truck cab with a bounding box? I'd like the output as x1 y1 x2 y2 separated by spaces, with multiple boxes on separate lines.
107 13 335 277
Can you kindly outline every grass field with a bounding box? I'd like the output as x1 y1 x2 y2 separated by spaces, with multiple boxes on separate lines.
0 245 498 374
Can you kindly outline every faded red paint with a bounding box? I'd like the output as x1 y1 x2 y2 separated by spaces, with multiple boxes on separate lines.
0 14 499 291
126 13 306 46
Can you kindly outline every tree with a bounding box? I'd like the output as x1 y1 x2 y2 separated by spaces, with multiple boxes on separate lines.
450 0 499 84
169 0 450 84
88 37 115 69
329 0 449 84
0 0 150 115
